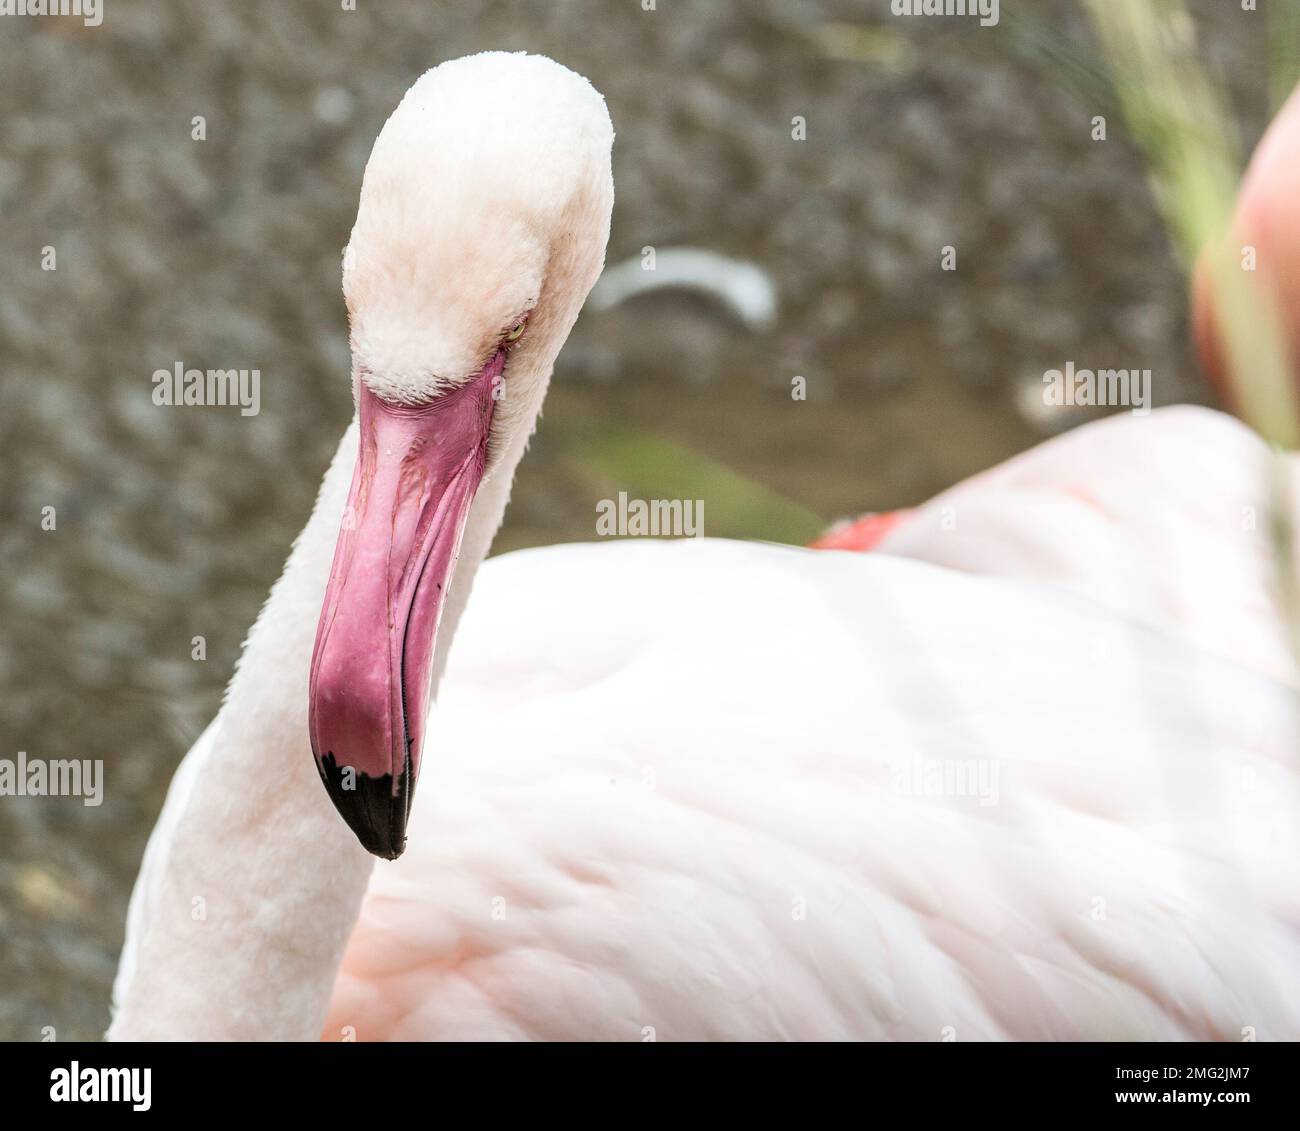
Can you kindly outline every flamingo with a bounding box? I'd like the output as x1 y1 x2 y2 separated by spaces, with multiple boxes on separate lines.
108 53 1300 1042
1193 84 1300 406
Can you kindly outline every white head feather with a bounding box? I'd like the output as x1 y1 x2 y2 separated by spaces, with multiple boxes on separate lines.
343 51 615 459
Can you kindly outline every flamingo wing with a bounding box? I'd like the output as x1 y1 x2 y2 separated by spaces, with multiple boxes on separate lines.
328 416 1300 1038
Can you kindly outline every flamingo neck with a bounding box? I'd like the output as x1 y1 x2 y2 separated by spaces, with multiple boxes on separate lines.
108 411 519 1039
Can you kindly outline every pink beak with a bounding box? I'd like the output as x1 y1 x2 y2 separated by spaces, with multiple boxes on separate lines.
308 352 501 858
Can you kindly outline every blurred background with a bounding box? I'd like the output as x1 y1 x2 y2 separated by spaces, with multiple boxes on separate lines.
0 0 1278 1039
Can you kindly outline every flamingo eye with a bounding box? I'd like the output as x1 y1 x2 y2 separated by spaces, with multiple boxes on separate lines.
505 321 526 343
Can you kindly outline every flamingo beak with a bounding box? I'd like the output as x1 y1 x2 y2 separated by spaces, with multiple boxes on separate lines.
308 352 502 858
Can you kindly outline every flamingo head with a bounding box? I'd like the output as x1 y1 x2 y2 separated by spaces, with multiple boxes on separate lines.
308 53 614 858
1192 84 1300 405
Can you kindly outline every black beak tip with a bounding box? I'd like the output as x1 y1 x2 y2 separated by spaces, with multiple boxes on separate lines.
314 750 410 860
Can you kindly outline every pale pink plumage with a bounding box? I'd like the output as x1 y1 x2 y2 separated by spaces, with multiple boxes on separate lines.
321 407 1300 1041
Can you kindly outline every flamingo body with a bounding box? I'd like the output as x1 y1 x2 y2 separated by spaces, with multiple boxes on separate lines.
317 408 1300 1041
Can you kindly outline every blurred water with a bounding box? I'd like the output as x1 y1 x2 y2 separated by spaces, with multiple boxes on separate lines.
0 0 1269 1039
